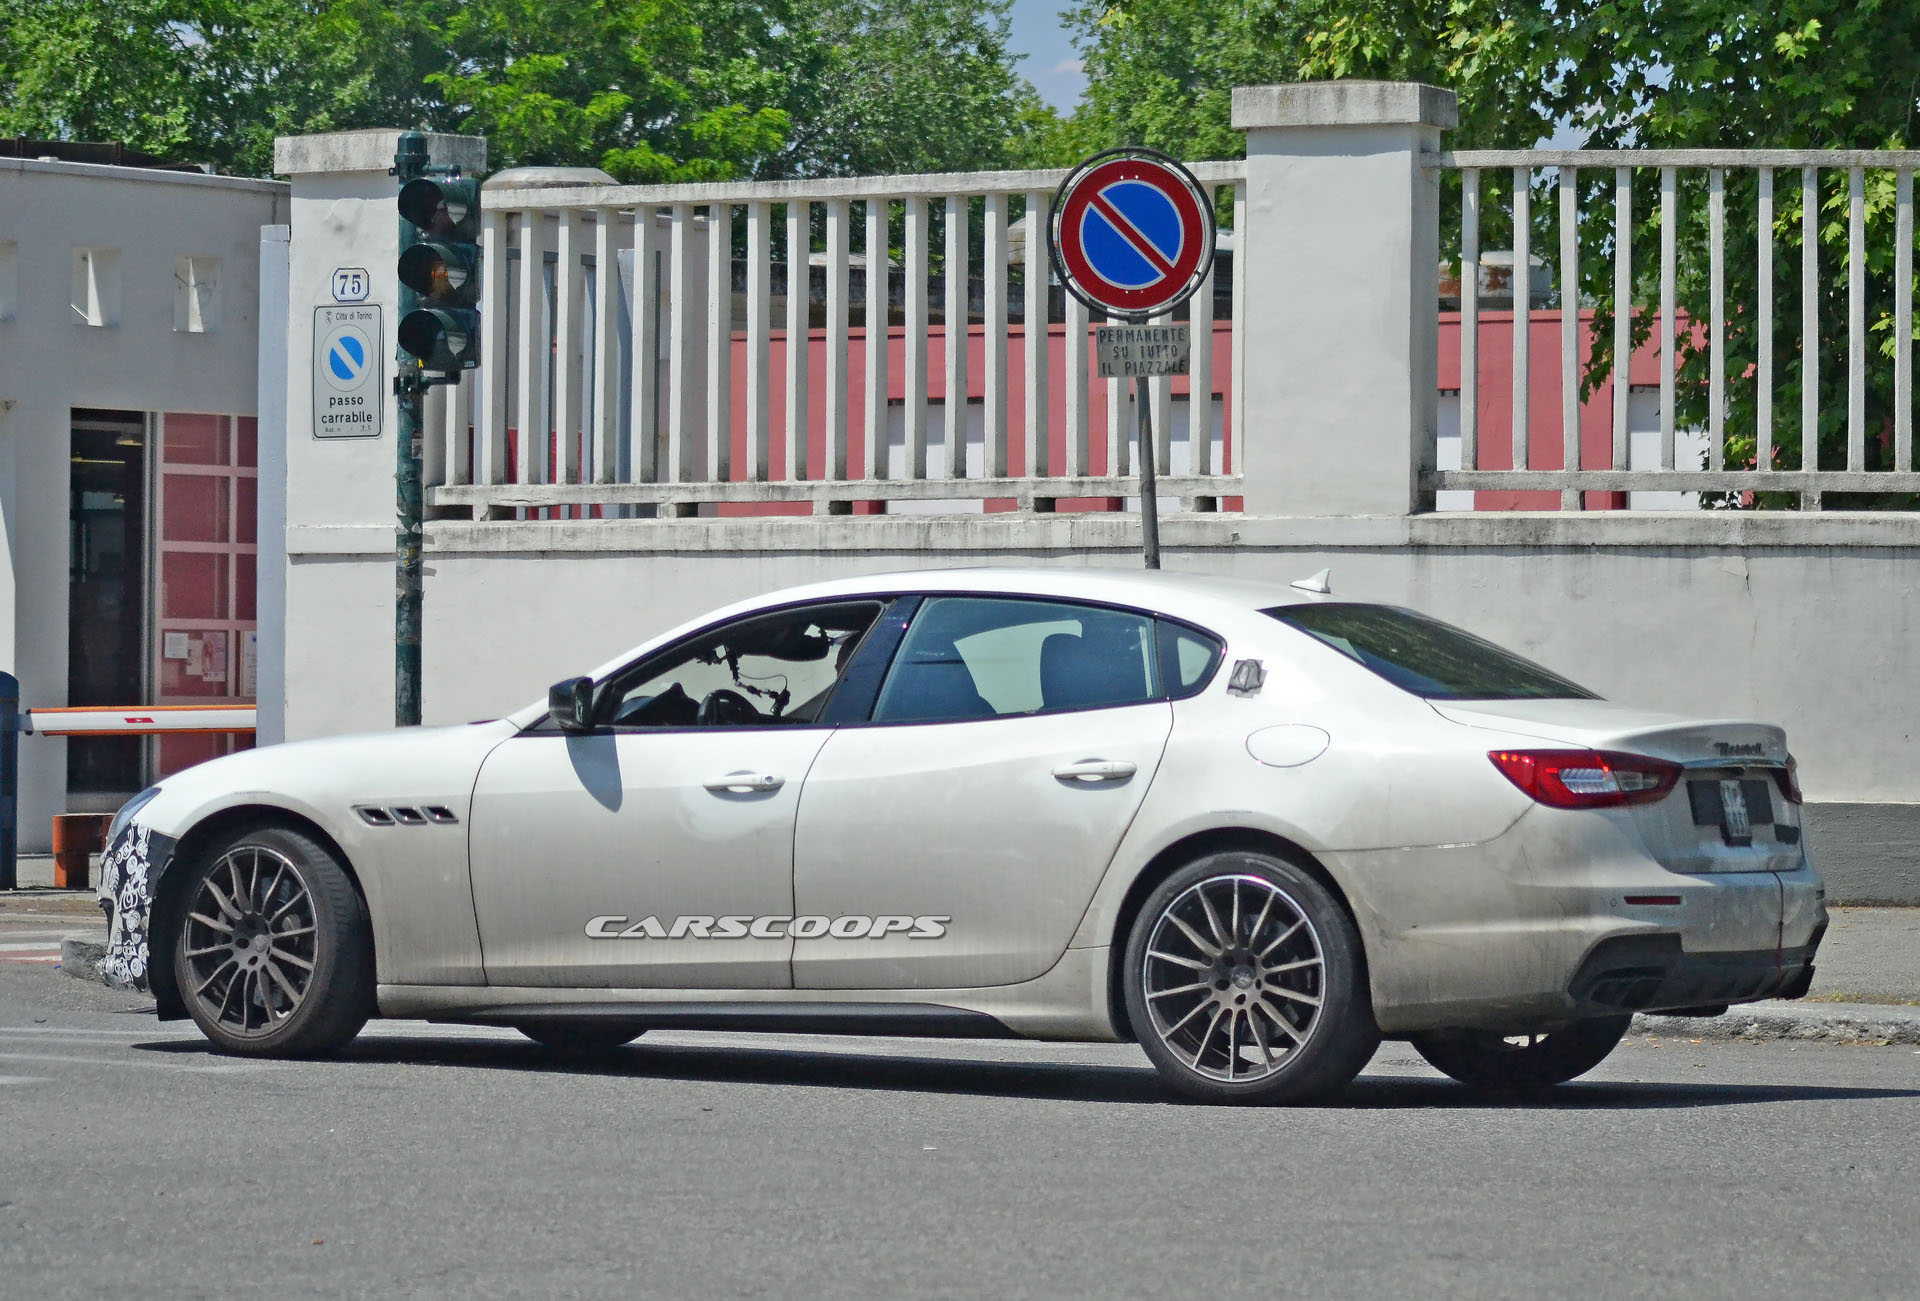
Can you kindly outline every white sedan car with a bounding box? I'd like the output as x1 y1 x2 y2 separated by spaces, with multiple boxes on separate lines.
97 568 1825 1104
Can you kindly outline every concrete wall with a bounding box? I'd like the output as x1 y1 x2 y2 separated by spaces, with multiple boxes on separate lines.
0 159 287 848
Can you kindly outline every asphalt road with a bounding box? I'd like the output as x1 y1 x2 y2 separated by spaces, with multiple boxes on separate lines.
3 963 1918 1299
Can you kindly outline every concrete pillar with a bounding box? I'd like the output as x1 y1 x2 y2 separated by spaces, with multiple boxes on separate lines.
270 130 483 739
1232 81 1456 516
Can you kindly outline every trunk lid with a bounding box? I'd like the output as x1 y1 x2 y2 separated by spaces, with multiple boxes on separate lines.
1431 699 1803 874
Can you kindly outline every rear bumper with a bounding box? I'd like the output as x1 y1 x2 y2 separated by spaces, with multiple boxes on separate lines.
1327 807 1827 1034
1569 928 1825 1017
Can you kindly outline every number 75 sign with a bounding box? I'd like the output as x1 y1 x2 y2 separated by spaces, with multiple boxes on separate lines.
331 267 370 303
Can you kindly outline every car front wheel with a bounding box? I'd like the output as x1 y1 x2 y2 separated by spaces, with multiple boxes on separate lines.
1122 852 1379 1104
1409 1015 1633 1092
172 826 374 1057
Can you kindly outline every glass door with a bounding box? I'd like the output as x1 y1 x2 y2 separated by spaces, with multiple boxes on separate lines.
152 412 258 779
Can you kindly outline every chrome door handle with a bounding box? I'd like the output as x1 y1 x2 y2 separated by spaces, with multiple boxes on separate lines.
1052 759 1137 783
703 771 785 794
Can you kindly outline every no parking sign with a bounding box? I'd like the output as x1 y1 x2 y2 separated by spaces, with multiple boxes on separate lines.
1047 148 1217 569
1049 148 1216 328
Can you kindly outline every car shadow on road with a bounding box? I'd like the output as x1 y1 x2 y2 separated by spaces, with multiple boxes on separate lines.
138 1034 1920 1109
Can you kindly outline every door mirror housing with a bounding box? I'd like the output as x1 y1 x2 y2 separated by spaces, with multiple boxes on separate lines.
548 676 596 733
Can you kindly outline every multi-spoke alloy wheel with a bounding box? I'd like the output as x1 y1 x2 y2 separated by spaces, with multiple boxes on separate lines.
182 845 317 1037
172 826 374 1057
1123 852 1378 1104
1141 874 1325 1083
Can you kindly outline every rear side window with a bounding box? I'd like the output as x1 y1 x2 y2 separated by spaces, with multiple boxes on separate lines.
1158 621 1224 699
1264 603 1595 701
872 597 1159 723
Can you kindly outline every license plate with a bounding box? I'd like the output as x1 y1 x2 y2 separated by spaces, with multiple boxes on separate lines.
1718 778 1752 846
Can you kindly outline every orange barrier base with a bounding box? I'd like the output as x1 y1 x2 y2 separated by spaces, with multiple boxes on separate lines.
51 813 111 890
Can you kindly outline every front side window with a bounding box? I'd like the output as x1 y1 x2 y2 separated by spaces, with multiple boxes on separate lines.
1264 603 1595 701
871 597 1159 724
606 601 883 728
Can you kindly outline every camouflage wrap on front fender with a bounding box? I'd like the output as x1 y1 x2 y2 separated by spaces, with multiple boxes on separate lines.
97 822 178 991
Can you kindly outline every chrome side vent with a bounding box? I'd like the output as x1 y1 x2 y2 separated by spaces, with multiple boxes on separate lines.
356 804 459 827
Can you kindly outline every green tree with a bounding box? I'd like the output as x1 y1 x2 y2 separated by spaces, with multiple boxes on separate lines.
1058 0 1556 162
429 0 789 182
0 1 798 181
0 1 449 175
770 0 1045 178
0 0 1051 184
1543 4 1920 499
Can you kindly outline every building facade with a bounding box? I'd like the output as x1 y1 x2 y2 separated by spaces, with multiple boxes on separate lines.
0 152 287 847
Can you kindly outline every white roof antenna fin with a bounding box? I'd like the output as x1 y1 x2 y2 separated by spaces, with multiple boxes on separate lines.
1290 568 1332 595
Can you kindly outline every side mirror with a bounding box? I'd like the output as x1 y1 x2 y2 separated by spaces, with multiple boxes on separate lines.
548 676 596 733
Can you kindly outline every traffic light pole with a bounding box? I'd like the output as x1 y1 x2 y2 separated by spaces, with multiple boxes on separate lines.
392 133 430 728
393 372 425 728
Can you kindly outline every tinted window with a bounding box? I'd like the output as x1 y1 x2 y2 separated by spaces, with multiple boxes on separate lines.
1264 603 1596 701
606 601 883 728
872 597 1159 723
1158 621 1224 698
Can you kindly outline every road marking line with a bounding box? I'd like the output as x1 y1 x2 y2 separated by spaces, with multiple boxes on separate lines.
0 1026 164 1037
0 1075 50 1085
0 1051 277 1074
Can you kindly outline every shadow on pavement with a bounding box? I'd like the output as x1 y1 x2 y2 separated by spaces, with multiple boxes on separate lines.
136 1032 1920 1109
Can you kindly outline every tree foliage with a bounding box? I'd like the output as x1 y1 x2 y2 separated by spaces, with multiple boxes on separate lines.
0 0 1045 182
773 0 1044 178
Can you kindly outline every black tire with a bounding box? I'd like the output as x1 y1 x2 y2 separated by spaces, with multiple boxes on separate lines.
1410 1015 1632 1092
515 1022 647 1059
173 825 374 1057
1122 851 1379 1104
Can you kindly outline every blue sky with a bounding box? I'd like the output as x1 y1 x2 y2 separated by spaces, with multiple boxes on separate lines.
1008 1 1085 111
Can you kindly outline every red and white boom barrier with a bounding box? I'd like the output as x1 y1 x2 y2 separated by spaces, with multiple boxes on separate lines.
25 705 257 737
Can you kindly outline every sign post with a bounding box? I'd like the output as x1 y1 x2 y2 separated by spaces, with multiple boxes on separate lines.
1048 148 1216 568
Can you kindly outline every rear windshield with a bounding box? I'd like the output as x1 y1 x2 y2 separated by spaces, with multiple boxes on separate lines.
1263 603 1597 701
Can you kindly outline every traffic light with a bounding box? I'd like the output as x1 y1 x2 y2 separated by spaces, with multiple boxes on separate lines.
397 175 482 376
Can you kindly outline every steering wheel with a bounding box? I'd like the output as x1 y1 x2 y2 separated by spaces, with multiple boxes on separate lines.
695 688 761 727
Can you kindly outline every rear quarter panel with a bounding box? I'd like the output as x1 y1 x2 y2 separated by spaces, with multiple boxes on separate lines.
1068 617 1536 953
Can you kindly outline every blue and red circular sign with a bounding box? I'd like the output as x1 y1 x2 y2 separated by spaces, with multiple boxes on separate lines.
1049 148 1216 319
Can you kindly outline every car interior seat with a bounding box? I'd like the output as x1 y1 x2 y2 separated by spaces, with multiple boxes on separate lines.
1039 622 1151 711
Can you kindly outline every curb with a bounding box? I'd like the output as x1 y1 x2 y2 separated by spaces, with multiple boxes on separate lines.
1634 1000 1920 1045
59 938 106 983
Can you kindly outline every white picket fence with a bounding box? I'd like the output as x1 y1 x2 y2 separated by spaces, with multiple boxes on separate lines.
423 163 1247 518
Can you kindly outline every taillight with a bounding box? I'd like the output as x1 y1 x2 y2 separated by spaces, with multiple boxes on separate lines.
1488 749 1682 810
1774 754 1803 804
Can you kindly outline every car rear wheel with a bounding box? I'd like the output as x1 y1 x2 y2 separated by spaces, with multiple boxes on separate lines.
1410 1015 1632 1092
173 826 374 1057
515 1022 647 1059
1122 852 1379 1104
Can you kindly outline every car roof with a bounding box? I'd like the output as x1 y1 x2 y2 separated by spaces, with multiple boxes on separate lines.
719 566 1331 623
